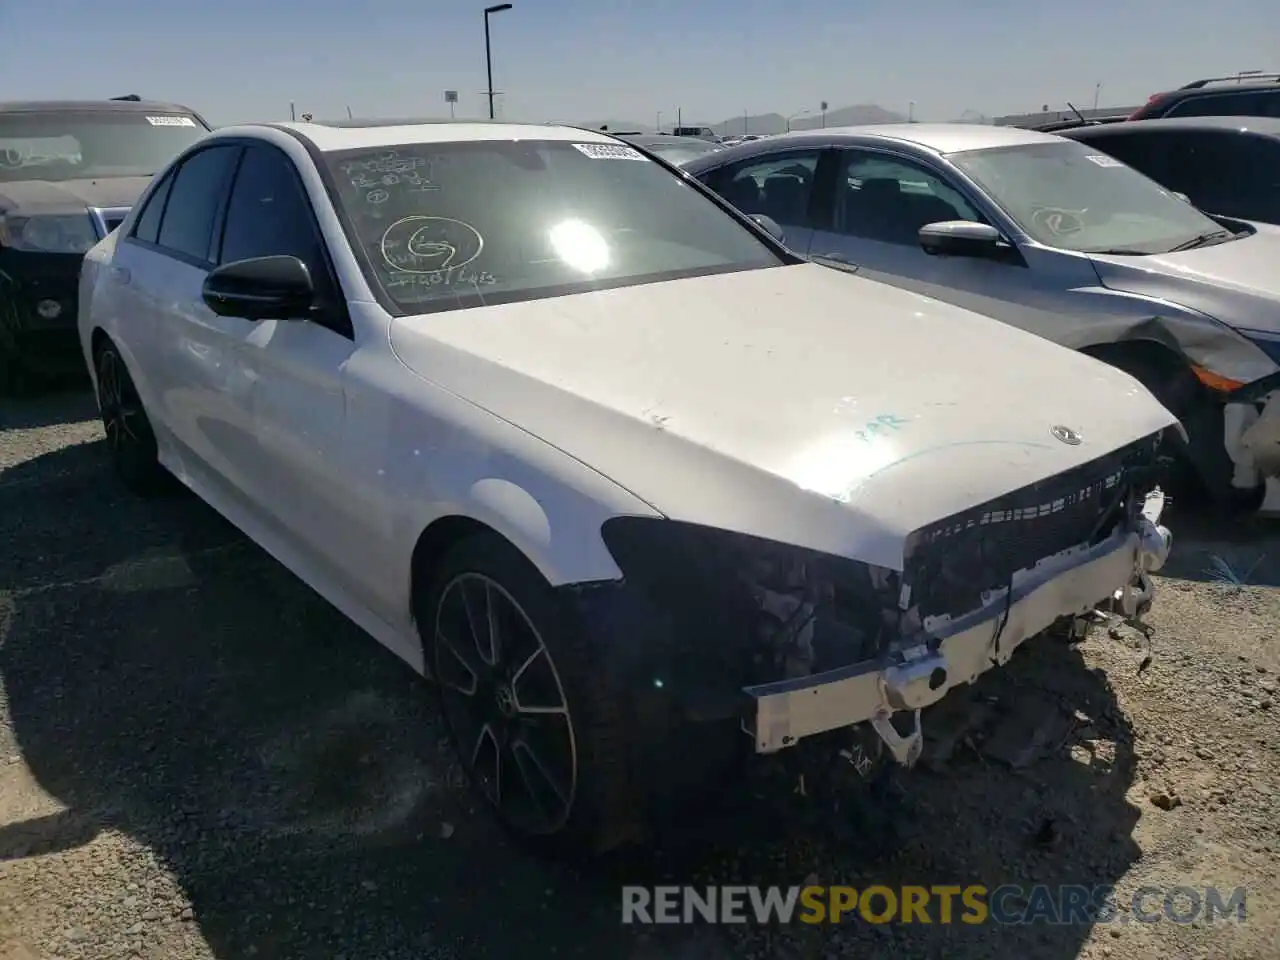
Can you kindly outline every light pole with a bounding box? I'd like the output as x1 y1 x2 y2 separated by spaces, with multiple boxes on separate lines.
820 100 828 128
785 109 810 132
908 100 916 122
484 3 512 120
1092 83 1101 111
656 110 662 132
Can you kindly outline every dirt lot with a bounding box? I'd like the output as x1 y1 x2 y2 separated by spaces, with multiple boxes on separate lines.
2 390 1279 960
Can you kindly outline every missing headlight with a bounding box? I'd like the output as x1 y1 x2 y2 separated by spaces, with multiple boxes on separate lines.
599 518 902 686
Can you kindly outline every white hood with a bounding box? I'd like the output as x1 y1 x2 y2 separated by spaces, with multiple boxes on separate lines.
389 263 1178 569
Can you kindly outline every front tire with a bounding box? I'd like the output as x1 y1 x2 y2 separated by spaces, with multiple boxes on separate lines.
94 339 167 495
1107 351 1263 515
422 532 638 857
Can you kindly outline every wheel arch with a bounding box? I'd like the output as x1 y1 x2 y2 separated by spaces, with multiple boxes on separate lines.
406 491 627 637
1080 337 1189 380
409 514 494 632
88 327 112 390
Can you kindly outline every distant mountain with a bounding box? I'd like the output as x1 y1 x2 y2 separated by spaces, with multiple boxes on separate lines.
710 104 908 137
576 104 908 137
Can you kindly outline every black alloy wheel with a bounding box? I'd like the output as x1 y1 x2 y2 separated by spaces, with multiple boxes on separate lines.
94 340 166 493
433 571 578 837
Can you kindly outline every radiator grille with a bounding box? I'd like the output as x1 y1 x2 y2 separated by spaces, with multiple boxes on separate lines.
903 434 1160 621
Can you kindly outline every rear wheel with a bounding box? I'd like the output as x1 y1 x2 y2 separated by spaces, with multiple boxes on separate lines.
0 347 29 397
94 339 167 495
423 532 639 857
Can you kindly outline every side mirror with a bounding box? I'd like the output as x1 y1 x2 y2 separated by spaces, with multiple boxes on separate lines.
918 220 1005 259
202 255 315 321
749 213 786 244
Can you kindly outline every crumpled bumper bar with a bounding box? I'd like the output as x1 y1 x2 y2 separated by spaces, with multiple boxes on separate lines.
744 434 1170 760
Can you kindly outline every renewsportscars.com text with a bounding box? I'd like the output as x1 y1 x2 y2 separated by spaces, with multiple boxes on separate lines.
621 885 1247 926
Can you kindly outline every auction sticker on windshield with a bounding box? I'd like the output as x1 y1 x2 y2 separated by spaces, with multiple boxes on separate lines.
571 143 648 161
1085 154 1123 167
146 116 198 127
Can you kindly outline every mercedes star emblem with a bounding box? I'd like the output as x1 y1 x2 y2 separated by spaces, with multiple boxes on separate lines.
1050 425 1082 445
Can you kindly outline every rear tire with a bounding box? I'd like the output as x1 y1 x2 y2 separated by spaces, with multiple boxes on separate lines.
0 347 29 397
93 339 168 496
422 532 641 857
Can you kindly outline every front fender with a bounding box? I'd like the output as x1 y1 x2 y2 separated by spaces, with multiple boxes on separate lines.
1070 286 1279 387
355 362 661 626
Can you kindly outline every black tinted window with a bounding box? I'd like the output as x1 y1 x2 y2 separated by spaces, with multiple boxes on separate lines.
157 145 238 262
1161 132 1279 219
1165 90 1280 118
219 146 321 266
132 170 174 244
715 150 823 228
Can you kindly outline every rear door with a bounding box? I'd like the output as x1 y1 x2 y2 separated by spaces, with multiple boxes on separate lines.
109 142 250 497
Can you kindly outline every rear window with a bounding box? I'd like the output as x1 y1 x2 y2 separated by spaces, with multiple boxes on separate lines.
0 111 209 182
323 138 783 316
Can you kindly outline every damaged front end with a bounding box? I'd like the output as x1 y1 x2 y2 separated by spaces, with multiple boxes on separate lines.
597 430 1171 773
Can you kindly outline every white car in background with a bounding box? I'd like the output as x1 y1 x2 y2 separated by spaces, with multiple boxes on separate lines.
79 119 1174 855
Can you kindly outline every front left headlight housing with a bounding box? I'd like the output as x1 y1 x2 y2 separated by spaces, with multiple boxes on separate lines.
599 517 903 687
0 213 99 254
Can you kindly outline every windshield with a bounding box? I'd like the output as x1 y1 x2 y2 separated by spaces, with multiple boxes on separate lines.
646 140 722 166
951 140 1228 254
324 139 784 316
0 111 209 182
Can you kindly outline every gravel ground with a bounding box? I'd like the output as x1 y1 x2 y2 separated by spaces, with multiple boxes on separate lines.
2 389 1279 960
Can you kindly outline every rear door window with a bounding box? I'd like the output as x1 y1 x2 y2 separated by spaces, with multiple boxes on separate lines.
131 170 175 245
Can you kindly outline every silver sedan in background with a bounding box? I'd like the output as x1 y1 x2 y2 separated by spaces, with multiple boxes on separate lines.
616 133 724 167
683 124 1280 515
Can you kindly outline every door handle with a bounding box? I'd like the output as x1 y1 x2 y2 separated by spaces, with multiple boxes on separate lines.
817 252 851 262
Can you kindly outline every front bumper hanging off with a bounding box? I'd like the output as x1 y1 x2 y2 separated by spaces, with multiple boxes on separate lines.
743 490 1172 766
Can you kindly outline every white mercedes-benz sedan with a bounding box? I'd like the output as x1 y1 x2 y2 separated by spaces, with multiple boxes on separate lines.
78 118 1176 855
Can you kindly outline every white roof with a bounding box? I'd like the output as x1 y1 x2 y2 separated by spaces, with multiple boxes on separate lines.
773 122 1067 154
223 120 617 152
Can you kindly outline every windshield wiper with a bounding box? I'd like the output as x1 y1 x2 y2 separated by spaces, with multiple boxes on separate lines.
1088 247 1152 256
1166 229 1234 252
808 253 860 274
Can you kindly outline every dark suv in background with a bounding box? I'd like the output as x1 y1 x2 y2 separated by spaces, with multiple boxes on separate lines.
1062 116 1280 226
0 97 211 392
1128 72 1280 120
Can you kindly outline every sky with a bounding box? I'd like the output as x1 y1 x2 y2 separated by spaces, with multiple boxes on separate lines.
1 0 1276 127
